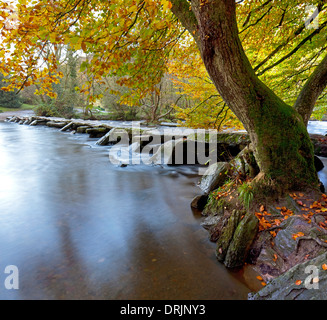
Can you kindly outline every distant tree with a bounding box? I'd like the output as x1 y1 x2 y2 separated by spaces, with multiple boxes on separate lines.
0 74 21 108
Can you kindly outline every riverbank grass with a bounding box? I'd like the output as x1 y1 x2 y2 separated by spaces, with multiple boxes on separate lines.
0 104 36 113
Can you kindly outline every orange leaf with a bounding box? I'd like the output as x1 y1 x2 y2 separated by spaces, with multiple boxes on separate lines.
274 219 281 226
322 264 327 270
256 276 263 281
295 280 302 285
261 282 266 286
260 205 265 212
292 232 304 240
270 231 277 237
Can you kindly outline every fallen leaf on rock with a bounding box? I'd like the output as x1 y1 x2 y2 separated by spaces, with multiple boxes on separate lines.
295 280 302 285
292 232 304 240
270 231 277 237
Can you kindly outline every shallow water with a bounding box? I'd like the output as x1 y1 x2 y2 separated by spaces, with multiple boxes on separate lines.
0 120 326 300
0 122 254 300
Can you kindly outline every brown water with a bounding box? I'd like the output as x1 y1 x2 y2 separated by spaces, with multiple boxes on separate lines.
0 122 258 300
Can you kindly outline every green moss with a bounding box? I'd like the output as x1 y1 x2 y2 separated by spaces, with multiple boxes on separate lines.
216 209 242 262
224 212 259 268
248 87 318 191
202 196 227 216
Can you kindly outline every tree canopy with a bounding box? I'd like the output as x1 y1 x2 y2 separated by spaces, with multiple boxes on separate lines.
0 0 326 129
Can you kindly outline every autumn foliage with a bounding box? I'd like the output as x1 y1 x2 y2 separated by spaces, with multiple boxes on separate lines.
0 0 326 128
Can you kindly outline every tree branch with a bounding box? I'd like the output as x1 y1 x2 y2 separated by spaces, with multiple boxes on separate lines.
257 20 327 76
254 3 326 72
170 0 199 42
294 53 327 125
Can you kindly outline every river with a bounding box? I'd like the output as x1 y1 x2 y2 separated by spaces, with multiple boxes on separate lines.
0 120 325 300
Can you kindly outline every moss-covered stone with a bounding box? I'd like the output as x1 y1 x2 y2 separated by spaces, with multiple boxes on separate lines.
224 212 259 268
76 125 90 133
202 197 227 216
86 127 110 138
216 210 242 262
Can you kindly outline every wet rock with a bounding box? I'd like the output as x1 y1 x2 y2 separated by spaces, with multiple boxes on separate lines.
46 121 67 128
190 195 208 211
314 155 324 172
310 134 327 157
60 122 74 132
96 129 112 146
198 162 230 194
96 127 130 146
29 120 38 126
201 215 222 231
86 127 110 138
149 138 186 165
8 116 17 123
76 126 90 133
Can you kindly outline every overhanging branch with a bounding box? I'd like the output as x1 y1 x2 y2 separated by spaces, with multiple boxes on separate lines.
294 53 327 125
170 0 199 42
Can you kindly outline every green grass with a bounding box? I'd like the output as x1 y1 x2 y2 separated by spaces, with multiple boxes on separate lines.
0 104 36 112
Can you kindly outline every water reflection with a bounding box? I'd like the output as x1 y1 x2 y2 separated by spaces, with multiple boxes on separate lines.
0 123 252 300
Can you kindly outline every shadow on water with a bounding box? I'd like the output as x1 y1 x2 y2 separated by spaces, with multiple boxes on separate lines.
0 122 255 300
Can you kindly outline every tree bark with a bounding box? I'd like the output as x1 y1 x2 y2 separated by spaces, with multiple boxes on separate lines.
171 0 321 191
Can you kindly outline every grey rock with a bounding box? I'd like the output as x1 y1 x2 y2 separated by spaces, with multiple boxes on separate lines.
190 195 208 210
249 252 327 300
198 162 230 194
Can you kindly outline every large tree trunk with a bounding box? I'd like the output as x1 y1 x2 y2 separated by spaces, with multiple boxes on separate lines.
171 0 319 192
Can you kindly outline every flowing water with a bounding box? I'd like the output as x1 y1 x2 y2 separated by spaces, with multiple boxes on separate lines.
0 120 325 300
